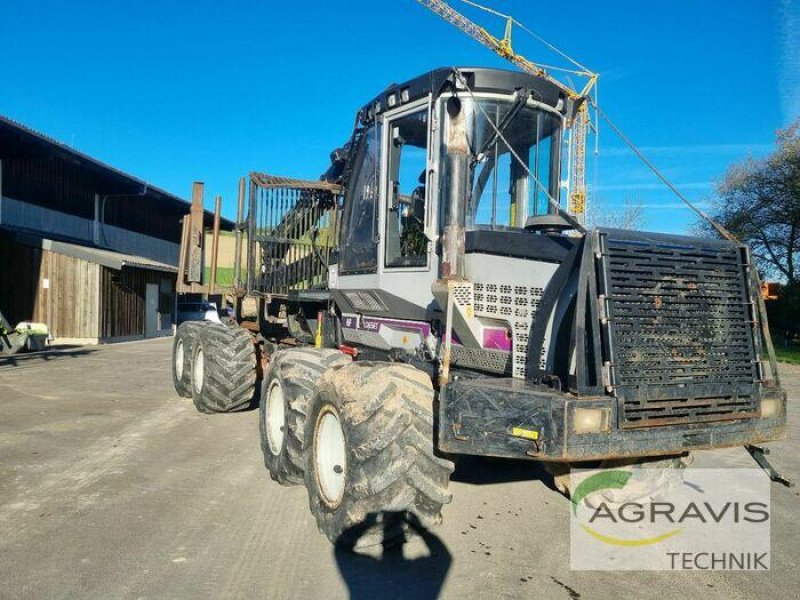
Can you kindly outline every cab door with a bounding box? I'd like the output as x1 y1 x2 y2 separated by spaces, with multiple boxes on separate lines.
383 105 431 272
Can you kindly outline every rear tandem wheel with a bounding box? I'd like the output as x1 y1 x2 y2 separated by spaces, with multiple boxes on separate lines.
191 324 257 413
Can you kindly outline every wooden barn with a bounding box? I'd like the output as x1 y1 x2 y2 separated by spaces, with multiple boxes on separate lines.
1 233 176 343
0 115 230 343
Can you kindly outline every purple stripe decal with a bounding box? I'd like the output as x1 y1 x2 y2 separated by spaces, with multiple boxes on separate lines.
483 327 512 351
342 315 432 338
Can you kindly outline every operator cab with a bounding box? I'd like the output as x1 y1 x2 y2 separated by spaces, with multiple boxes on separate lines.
331 67 579 320
335 67 576 261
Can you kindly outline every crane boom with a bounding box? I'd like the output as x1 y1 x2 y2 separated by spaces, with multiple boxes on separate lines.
417 0 557 87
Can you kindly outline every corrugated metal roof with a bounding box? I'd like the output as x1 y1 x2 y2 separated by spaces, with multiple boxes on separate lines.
12 232 177 273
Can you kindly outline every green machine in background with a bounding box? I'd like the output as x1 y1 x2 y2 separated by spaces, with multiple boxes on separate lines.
0 310 50 355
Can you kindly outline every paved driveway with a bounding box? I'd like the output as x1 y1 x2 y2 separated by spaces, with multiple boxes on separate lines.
0 338 798 599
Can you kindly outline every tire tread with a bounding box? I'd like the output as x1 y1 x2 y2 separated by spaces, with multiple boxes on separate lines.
192 324 257 413
305 362 454 547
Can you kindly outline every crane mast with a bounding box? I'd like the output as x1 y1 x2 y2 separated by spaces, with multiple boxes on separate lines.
416 0 595 223
569 104 588 223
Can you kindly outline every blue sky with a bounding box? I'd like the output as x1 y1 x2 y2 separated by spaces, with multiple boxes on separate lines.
2 0 797 233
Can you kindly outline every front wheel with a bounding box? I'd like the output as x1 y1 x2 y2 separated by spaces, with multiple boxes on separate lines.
259 348 351 486
303 362 454 548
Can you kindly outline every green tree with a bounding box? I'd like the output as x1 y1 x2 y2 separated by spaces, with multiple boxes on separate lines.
706 120 800 284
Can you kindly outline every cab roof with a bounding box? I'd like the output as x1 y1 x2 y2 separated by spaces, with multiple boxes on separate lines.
357 66 575 126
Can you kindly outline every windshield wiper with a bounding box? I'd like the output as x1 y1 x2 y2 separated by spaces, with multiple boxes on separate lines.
472 88 532 164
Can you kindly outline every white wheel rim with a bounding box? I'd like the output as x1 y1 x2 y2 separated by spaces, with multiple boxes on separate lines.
175 340 184 379
315 406 346 507
265 380 286 455
193 347 204 394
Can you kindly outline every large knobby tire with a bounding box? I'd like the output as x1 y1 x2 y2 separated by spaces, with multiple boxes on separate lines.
304 362 455 548
191 324 257 413
260 348 352 486
172 322 202 398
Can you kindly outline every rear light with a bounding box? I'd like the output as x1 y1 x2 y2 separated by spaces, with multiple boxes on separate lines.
338 344 360 358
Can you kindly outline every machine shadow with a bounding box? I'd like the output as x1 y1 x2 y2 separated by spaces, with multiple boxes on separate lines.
334 511 452 600
243 376 262 411
0 345 97 368
450 454 557 490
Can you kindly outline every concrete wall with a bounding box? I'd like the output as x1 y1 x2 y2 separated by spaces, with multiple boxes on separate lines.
0 195 180 265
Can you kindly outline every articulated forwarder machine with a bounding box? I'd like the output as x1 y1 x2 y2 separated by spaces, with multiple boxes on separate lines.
173 66 788 546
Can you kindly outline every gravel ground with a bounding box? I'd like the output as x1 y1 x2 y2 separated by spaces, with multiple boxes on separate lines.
0 337 798 599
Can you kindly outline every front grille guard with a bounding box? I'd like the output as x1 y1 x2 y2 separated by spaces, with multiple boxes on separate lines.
526 228 779 429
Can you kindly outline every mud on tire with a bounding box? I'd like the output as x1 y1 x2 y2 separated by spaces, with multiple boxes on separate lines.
191 324 257 413
260 348 351 486
303 362 455 548
172 322 202 398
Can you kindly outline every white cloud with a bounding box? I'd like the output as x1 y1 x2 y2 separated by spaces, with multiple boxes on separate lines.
599 143 772 158
593 181 711 192
638 201 712 211
779 0 800 124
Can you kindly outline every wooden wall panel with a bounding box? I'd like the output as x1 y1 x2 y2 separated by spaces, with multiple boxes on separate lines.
99 266 172 339
36 249 99 339
0 238 99 339
0 238 174 341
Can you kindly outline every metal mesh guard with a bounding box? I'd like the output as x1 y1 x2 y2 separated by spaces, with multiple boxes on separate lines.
600 231 761 428
248 173 341 296
474 282 544 379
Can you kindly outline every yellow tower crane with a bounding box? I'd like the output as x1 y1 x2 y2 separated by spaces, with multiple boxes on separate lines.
416 0 597 223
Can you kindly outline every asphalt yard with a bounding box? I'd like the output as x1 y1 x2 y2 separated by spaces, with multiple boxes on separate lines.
1 338 798 599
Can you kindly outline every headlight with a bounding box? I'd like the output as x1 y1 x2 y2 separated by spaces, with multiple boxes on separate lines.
760 397 783 419
572 407 610 434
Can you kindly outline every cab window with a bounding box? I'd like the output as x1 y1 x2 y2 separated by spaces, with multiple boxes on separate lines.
385 109 428 268
339 124 382 273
